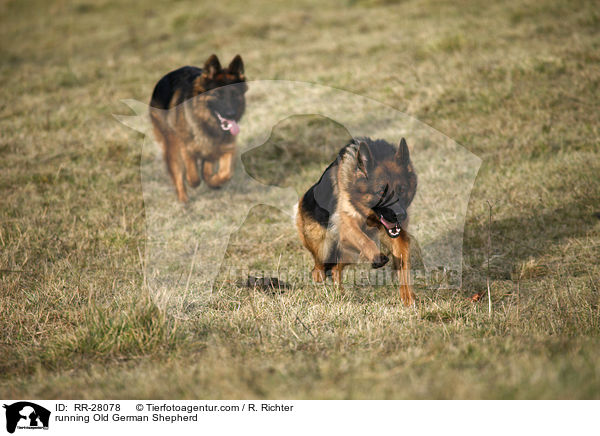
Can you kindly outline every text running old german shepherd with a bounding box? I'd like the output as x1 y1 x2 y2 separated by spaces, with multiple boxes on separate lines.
296 137 418 305
149 54 247 202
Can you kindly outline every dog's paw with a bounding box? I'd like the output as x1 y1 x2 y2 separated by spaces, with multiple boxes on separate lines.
372 253 389 269
312 268 325 282
188 178 201 188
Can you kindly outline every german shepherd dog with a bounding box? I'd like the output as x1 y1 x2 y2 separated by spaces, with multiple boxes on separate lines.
149 54 247 202
296 137 418 305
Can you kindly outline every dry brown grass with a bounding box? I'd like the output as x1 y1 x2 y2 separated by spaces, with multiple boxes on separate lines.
0 0 599 398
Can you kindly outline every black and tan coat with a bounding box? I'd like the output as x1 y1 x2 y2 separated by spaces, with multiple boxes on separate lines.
296 137 417 305
149 54 247 202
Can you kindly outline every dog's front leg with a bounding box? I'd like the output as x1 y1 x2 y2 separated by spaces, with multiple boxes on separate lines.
203 151 235 188
390 229 415 306
338 213 388 268
181 147 200 187
164 135 188 203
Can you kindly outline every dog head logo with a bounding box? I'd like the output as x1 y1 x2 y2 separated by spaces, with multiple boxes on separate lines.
3 402 50 434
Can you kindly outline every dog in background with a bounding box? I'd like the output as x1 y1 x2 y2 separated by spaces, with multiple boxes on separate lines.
149 54 247 202
296 137 417 305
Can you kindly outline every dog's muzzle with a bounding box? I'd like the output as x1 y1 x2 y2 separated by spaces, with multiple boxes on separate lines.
216 112 240 136
379 215 402 238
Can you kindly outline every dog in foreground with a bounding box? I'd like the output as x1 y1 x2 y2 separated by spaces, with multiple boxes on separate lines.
149 54 247 202
296 137 417 305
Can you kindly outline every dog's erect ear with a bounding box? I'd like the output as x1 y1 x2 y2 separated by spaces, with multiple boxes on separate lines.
356 141 373 178
203 54 222 78
396 137 410 165
228 55 244 78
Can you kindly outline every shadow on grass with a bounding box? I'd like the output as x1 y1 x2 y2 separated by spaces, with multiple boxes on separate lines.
461 199 599 289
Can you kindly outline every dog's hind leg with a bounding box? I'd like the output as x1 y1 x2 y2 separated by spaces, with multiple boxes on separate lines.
149 108 169 155
331 263 346 291
308 248 327 283
296 203 329 283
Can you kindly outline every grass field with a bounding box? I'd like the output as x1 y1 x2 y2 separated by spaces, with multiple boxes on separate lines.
1 0 599 399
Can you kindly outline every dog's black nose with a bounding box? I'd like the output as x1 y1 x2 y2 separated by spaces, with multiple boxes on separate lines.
223 111 236 119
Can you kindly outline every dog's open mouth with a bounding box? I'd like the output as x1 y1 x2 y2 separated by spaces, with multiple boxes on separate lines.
215 112 240 136
379 216 401 238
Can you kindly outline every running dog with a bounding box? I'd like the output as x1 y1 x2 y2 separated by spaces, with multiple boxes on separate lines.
149 54 247 202
296 137 417 305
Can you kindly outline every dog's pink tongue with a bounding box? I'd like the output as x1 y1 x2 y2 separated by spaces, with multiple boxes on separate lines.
228 119 240 136
380 216 396 230
218 113 241 136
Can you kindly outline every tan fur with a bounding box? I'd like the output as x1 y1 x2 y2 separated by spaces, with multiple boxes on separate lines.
380 226 415 305
296 139 416 306
202 151 235 187
296 202 329 282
